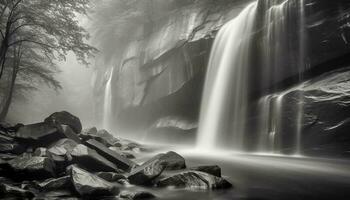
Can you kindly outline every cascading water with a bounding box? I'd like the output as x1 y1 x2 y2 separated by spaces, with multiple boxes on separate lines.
197 2 258 150
102 67 114 130
197 0 307 153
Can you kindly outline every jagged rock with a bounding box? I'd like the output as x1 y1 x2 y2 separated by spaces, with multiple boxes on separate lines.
119 191 155 200
190 165 221 177
35 176 71 191
95 172 126 182
159 151 186 170
0 183 35 198
80 129 118 147
157 171 232 190
15 122 60 147
128 154 166 186
45 111 82 133
57 125 82 144
84 127 98 135
71 144 122 172
85 139 136 172
34 147 47 157
5 156 56 180
69 165 120 196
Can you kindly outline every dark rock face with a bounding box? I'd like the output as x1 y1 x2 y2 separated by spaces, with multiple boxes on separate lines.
128 154 166 185
69 165 120 197
15 122 60 147
5 156 56 180
0 183 35 198
71 144 122 172
190 165 221 177
45 111 82 134
157 171 232 190
159 151 186 170
276 67 350 156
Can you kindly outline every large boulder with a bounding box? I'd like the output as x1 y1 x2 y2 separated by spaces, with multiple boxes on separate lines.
45 111 82 133
85 139 137 172
15 122 60 147
71 144 122 173
4 155 56 180
69 165 120 197
128 154 166 186
159 151 186 170
157 171 232 190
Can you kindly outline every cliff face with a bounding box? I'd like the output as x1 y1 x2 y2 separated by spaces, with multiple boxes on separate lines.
94 0 252 133
94 0 350 149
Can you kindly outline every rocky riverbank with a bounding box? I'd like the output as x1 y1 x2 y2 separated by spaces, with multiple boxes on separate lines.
0 111 231 199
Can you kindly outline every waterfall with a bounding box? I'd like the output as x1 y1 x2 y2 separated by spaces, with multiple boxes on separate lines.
103 67 114 130
197 0 307 153
197 2 258 150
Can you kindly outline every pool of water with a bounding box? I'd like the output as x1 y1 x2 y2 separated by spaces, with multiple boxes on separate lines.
134 148 350 200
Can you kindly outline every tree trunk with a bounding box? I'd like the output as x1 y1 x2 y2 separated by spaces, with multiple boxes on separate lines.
0 60 17 121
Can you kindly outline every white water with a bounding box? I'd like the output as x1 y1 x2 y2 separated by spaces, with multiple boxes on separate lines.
197 2 258 150
102 67 114 130
197 0 307 153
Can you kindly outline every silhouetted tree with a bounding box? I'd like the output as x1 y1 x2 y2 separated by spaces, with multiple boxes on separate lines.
0 0 97 120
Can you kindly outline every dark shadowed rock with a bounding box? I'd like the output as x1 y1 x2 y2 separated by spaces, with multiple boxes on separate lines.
190 165 221 177
45 111 82 133
119 190 155 200
0 183 35 198
35 176 71 191
95 172 126 182
69 165 120 196
71 144 122 172
5 156 56 180
157 171 232 190
128 154 166 186
159 151 186 170
15 122 60 147
85 139 137 172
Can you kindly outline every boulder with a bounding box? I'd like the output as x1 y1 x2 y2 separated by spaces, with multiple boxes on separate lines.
35 176 71 191
0 183 35 198
128 154 166 186
190 165 221 177
5 156 56 180
119 190 155 200
15 122 60 147
45 111 82 133
71 144 122 172
69 165 120 196
85 139 137 172
157 171 232 190
80 129 118 147
57 125 82 144
95 172 126 182
159 151 186 170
